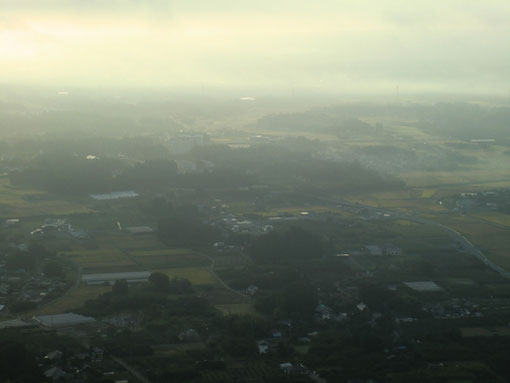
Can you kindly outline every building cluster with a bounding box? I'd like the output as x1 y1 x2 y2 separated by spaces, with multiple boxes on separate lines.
30 218 88 239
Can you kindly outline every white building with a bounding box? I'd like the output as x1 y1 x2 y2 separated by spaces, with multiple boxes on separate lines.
82 271 151 285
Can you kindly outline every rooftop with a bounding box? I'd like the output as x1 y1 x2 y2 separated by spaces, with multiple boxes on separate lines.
82 271 151 284
33 313 96 327
404 281 442 292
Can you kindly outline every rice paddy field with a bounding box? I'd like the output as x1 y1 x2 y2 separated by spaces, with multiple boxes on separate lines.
0 177 94 217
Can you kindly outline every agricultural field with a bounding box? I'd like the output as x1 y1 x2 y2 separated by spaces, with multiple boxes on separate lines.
344 189 446 212
31 285 111 315
95 234 165 250
257 205 355 217
435 215 510 270
0 177 94 217
472 212 510 228
63 249 136 271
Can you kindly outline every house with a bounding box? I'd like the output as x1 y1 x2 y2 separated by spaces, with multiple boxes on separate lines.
365 245 383 256
178 328 200 342
356 302 367 312
245 285 259 296
44 367 66 381
384 245 402 256
125 226 153 234
280 363 310 376
315 303 332 321
404 281 442 292
0 318 36 330
82 271 151 285
45 350 63 362
257 340 269 354
272 330 282 338
89 191 139 200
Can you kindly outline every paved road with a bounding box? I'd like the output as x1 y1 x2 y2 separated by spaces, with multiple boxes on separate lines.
207 256 249 299
112 355 153 383
320 196 510 280
408 215 510 279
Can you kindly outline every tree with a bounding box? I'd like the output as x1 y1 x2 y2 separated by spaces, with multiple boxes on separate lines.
158 205 220 246
250 226 323 263
112 280 128 295
168 277 192 294
149 272 170 291
43 261 64 279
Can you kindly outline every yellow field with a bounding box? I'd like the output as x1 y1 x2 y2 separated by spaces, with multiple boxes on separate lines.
130 248 195 257
156 267 216 285
31 285 111 315
421 189 437 198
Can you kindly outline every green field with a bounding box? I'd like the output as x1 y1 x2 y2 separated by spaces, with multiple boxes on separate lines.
32 285 111 315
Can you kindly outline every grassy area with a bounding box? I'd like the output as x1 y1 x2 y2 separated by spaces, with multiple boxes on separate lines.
395 219 418 226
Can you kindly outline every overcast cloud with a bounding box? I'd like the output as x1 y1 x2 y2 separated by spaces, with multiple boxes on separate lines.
2 0 510 94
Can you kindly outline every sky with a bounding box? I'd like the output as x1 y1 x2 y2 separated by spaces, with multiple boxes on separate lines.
2 0 510 95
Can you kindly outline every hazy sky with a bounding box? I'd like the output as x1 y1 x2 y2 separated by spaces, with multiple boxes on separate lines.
2 0 510 94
